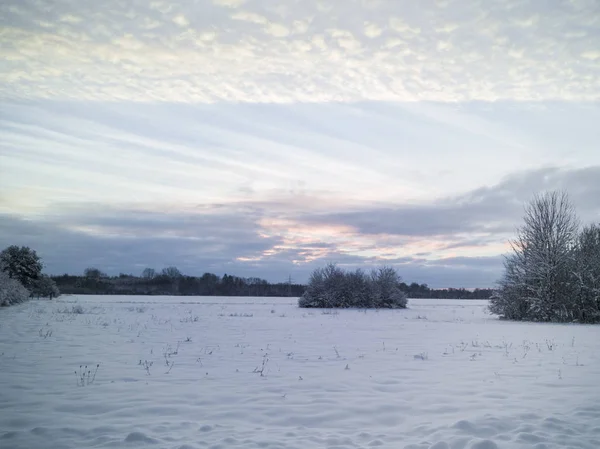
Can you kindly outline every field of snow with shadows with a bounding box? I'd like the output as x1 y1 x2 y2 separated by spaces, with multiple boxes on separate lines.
1 295 599 449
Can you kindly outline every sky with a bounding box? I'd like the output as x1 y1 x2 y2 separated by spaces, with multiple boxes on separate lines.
1 0 599 288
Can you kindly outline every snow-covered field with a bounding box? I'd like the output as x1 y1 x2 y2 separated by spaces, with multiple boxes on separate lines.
1 296 599 449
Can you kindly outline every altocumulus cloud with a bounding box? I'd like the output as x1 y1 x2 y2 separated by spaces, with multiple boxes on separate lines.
0 0 599 102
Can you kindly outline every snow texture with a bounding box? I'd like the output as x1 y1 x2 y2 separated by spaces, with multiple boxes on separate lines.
1 296 599 449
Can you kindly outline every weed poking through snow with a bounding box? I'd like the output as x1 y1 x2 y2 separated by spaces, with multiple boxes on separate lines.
333 346 341 359
75 364 100 386
180 310 199 323
253 353 269 377
414 352 428 361
58 305 85 315
39 328 52 339
139 360 153 375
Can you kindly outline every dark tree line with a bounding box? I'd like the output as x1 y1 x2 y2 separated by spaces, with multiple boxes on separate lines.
52 267 306 297
51 266 494 299
400 282 494 300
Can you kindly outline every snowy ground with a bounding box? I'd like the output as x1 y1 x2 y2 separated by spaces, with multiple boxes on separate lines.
1 296 599 449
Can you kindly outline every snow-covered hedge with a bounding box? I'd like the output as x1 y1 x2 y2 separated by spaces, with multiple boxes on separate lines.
299 264 408 309
0 269 30 307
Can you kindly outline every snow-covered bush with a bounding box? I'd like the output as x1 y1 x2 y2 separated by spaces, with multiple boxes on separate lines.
0 246 58 306
370 266 409 309
490 191 600 323
0 268 30 307
298 264 344 308
299 264 408 309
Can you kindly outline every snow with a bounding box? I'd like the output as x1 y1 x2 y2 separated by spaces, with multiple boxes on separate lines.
1 296 599 449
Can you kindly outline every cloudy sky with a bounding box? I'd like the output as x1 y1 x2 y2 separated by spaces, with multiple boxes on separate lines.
1 0 599 287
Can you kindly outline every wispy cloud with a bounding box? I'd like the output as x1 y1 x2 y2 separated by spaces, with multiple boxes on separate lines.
3 101 599 216
1 0 599 102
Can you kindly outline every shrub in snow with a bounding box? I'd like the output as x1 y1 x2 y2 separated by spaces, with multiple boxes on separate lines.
299 264 408 309
490 191 600 323
58 305 85 314
0 268 30 307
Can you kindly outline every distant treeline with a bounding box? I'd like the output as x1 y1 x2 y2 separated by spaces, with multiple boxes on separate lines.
399 283 493 300
51 267 494 299
52 268 305 297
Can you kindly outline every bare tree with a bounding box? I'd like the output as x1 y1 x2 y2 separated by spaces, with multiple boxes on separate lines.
84 267 107 280
142 268 156 279
162 266 182 279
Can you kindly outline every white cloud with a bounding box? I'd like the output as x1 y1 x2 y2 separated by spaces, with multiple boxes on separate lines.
292 20 310 35
60 14 82 23
364 22 383 38
231 11 268 25
213 0 246 8
328 29 362 52
388 17 420 35
149 1 173 14
265 23 289 38
172 14 189 27
582 51 600 60
512 16 539 28
435 23 458 33
437 40 452 51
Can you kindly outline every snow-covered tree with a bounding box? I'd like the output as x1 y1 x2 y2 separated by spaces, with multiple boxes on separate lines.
489 255 530 320
0 245 43 290
31 274 61 299
572 224 600 322
299 264 408 309
0 265 30 306
490 191 580 322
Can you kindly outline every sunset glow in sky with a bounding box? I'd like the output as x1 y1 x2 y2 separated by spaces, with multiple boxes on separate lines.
1 0 599 287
